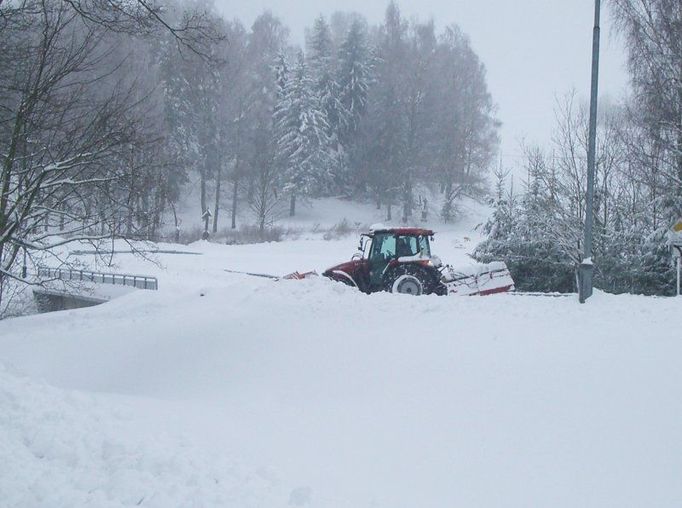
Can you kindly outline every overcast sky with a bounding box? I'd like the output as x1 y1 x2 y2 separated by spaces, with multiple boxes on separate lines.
214 0 629 170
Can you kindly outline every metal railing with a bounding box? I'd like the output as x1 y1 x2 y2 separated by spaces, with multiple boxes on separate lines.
38 267 158 290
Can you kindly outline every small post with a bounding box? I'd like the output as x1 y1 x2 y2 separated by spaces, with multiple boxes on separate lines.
202 209 212 240
671 221 682 296
677 254 682 296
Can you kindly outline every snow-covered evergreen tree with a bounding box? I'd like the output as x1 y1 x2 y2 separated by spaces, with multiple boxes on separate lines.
474 162 577 294
308 16 341 133
306 16 344 193
158 15 226 224
337 18 373 142
244 13 290 233
275 52 332 216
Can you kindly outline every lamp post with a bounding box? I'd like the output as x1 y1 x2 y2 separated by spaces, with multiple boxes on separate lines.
578 0 601 304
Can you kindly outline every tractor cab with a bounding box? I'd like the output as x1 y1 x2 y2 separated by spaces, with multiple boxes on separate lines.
362 227 434 287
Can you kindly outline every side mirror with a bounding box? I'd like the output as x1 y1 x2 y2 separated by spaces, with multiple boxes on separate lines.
353 237 365 261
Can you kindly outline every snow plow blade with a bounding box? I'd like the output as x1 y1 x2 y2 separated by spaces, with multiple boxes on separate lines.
441 262 515 296
282 271 319 280
224 269 317 281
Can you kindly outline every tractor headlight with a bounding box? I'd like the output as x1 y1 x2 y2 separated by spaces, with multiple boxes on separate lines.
430 256 443 268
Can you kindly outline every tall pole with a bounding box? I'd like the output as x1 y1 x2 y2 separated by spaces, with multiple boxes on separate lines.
579 0 601 304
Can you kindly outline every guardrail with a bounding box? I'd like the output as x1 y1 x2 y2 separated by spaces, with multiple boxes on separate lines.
38 267 158 290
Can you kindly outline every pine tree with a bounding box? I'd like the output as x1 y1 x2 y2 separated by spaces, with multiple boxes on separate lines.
337 18 373 141
308 16 341 136
244 13 290 233
307 16 344 193
474 157 577 294
275 52 332 216
272 51 291 199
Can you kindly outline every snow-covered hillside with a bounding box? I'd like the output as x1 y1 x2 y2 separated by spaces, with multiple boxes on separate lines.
1 205 681 508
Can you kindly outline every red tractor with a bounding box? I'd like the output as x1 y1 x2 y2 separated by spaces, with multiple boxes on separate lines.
322 226 514 297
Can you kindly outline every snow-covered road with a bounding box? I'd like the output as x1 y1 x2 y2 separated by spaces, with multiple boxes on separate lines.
1 234 681 507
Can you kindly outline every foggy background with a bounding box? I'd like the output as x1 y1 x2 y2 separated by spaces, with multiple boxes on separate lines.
215 0 629 167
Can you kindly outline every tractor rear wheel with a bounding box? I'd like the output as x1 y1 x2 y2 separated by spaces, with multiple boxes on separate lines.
384 265 439 296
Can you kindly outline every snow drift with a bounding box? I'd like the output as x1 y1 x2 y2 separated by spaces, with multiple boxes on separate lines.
1 236 682 507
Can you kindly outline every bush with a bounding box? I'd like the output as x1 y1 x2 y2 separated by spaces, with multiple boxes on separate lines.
223 224 302 245
322 219 367 241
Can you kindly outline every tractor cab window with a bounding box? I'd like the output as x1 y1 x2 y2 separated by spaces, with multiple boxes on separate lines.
418 236 431 257
395 236 419 258
371 233 396 261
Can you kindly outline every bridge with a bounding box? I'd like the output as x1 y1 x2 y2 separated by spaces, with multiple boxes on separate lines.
34 267 158 313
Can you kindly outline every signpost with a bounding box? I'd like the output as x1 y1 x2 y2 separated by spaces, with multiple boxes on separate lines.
202 209 212 240
672 220 682 297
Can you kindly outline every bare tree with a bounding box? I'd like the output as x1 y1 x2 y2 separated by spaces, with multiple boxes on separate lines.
610 0 682 218
0 0 211 313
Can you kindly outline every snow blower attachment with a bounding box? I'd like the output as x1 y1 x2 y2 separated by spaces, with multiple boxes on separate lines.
322 226 514 296
440 261 515 296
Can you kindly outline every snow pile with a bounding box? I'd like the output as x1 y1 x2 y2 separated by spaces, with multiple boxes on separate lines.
3 227 682 507
0 363 282 508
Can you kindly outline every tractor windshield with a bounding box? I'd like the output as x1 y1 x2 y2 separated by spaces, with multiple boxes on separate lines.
371 233 431 260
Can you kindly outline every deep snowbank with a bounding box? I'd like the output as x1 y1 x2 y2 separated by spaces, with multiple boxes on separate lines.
0 362 282 508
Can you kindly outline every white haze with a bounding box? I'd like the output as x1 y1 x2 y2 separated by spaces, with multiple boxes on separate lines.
214 0 629 171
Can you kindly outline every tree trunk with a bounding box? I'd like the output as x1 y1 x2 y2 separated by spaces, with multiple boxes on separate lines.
213 164 221 234
151 183 165 242
289 193 296 217
99 197 107 235
171 203 180 243
402 180 413 223
0 270 4 314
259 213 265 234
126 145 135 237
141 176 150 240
126 198 134 237
200 169 207 219
231 178 239 230
59 203 65 232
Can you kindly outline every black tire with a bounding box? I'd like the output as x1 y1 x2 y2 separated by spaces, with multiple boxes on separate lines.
383 264 441 296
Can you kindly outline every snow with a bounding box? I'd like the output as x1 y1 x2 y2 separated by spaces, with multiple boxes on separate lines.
1 200 682 507
0 364 281 508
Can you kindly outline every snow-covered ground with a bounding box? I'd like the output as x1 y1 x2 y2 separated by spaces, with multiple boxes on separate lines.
1 200 681 507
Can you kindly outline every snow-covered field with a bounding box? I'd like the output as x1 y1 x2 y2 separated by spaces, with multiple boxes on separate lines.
1 200 681 507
